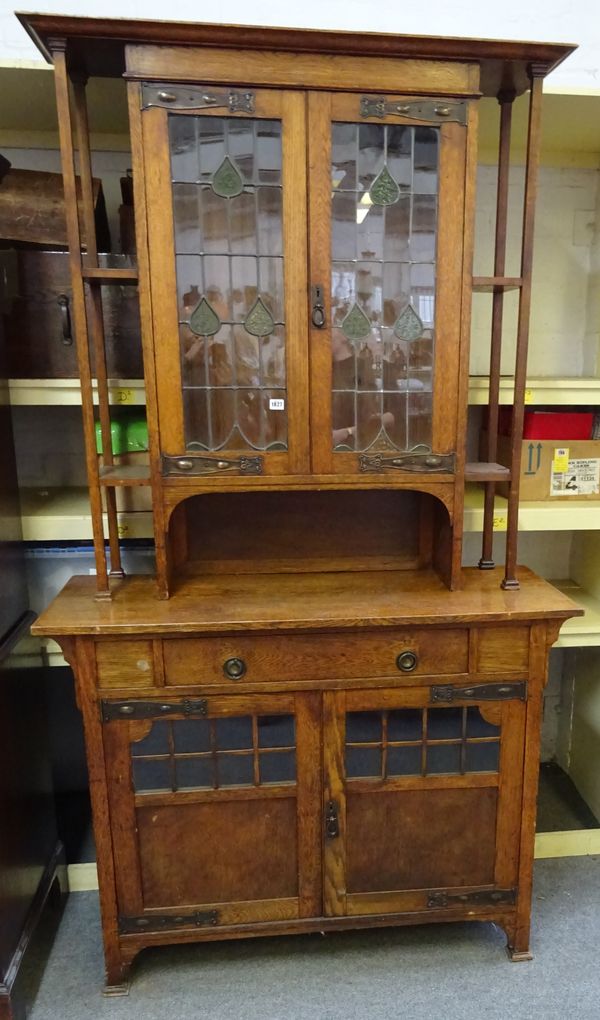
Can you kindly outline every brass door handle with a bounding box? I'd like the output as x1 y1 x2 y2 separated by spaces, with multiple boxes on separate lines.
311 284 326 328
57 294 73 345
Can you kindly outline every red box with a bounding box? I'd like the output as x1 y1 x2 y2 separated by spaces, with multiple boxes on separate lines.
497 409 593 440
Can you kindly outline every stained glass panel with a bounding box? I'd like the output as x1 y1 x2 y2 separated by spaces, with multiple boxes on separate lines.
169 113 287 452
331 121 438 453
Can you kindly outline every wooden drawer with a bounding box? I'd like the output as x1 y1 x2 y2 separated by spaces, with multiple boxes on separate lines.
162 629 469 686
97 640 155 688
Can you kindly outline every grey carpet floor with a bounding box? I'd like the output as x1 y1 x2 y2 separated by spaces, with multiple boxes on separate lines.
27 857 599 1020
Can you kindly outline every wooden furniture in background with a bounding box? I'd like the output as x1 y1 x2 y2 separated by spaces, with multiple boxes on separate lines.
19 13 580 992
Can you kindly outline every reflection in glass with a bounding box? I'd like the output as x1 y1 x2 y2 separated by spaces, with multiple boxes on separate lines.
168 114 287 452
331 121 438 453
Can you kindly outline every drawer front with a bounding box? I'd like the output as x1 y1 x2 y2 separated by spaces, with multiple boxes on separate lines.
162 629 469 686
97 640 155 688
475 626 530 673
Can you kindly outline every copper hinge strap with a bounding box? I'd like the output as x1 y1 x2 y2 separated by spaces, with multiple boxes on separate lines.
430 681 527 704
101 698 208 722
141 83 254 112
360 97 467 125
428 888 516 909
119 910 219 934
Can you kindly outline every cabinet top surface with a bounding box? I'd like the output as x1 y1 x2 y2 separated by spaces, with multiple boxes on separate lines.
17 13 575 96
31 567 582 637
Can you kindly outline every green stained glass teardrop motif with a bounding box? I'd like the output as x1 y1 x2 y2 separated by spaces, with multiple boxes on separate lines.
189 296 221 337
342 302 371 342
369 165 400 206
244 297 275 337
212 155 244 199
394 303 424 342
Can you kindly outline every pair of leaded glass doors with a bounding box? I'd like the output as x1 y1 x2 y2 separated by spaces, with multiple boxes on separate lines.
105 686 523 929
141 85 468 477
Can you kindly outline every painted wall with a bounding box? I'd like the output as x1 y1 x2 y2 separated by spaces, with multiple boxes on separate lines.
1 0 600 93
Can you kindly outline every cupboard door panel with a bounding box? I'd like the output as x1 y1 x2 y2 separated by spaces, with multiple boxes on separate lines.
346 787 497 892
141 87 309 476
323 687 525 918
308 92 468 476
104 692 321 929
137 798 297 906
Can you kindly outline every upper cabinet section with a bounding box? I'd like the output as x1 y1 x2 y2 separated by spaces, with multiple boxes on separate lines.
130 44 474 483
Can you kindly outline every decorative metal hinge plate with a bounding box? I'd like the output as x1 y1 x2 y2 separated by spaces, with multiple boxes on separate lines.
430 682 527 704
427 889 516 910
162 454 263 477
101 698 208 722
360 97 467 125
119 910 219 934
142 83 255 112
359 452 455 474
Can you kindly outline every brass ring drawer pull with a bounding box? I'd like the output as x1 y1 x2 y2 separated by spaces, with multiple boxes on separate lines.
396 650 418 672
223 657 247 680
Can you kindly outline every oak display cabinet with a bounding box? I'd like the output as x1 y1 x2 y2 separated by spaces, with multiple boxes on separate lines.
19 12 581 992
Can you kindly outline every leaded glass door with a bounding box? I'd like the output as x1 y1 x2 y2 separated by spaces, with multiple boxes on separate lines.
104 692 321 930
308 93 468 476
141 86 309 477
323 687 525 917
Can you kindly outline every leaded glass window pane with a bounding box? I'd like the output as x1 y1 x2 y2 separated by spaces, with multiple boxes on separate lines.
131 714 297 794
331 122 438 454
169 114 287 452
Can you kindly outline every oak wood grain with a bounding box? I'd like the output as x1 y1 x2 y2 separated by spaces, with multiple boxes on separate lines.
32 567 581 636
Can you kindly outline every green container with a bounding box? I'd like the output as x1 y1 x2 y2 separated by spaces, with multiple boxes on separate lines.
95 416 148 455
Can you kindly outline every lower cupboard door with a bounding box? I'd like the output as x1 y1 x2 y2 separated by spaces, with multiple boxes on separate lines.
103 692 321 933
322 687 526 918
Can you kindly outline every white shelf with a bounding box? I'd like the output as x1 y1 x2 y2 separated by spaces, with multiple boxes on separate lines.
463 485 600 532
8 378 145 407
468 376 600 406
20 487 153 541
551 580 600 647
17 484 600 542
9 375 600 408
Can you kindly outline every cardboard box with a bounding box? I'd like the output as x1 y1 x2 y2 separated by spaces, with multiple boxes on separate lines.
482 433 600 501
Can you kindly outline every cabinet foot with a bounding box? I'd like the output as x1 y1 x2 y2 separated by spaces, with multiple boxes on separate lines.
103 981 130 997
506 946 534 962
103 960 132 996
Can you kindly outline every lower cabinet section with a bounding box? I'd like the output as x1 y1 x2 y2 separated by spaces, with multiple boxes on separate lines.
102 683 526 938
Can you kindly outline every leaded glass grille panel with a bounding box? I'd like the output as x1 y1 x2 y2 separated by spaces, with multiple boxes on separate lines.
331 122 438 453
344 707 501 779
131 714 296 793
169 114 287 452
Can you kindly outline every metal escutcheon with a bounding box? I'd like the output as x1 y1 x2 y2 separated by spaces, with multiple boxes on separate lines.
223 657 247 680
396 650 418 673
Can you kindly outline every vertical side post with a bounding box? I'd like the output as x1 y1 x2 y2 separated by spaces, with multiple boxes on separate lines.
51 42 110 596
71 75 124 578
126 80 172 597
502 69 545 589
479 91 515 569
